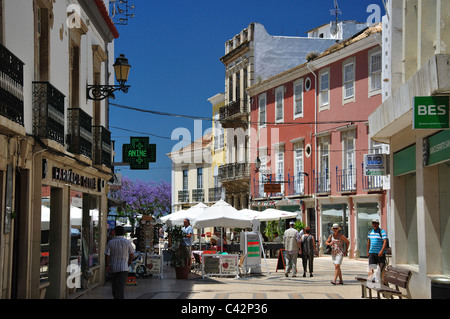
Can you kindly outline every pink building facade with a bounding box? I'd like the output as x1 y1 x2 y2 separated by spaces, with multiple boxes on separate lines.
248 25 388 258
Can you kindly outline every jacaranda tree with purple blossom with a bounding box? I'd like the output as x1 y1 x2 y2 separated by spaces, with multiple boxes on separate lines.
109 176 171 221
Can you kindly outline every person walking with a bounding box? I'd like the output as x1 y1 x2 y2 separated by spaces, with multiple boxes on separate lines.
283 221 302 277
367 219 388 282
105 226 135 299
181 218 193 269
301 227 317 277
325 224 349 285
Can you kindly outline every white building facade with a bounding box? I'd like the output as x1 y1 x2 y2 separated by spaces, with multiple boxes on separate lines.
369 0 450 298
0 0 118 299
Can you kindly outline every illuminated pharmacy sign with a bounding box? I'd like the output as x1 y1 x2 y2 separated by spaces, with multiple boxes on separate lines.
122 137 156 170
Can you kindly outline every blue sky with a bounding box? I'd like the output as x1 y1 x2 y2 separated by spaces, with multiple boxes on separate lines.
110 0 385 183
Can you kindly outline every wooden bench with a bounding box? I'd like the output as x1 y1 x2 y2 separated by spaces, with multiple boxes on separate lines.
355 265 412 299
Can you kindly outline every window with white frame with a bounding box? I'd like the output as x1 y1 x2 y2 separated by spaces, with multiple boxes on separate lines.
369 51 382 93
293 142 304 194
182 169 188 190
197 167 203 189
343 61 355 100
294 79 303 118
318 136 330 192
342 130 356 190
258 149 268 198
276 146 285 193
342 131 355 171
259 93 266 127
275 86 284 122
319 70 329 108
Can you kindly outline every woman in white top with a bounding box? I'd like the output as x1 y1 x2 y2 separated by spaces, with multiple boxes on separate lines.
325 224 349 285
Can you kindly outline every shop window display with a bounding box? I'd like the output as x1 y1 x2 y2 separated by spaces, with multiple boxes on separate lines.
40 186 51 283
356 203 379 258
70 192 100 270
321 204 348 253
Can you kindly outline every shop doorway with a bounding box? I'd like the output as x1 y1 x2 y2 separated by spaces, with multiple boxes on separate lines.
356 203 379 258
307 208 316 239
321 204 348 254
11 167 29 299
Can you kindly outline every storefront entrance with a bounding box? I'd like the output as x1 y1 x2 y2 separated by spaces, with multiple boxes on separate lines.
356 202 379 258
320 204 348 252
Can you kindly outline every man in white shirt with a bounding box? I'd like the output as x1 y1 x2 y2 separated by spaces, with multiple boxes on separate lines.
283 221 302 277
105 226 135 299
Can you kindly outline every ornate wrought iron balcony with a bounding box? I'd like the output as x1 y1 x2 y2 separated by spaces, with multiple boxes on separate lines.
32 82 65 145
218 162 250 182
93 126 112 168
178 189 189 203
68 108 93 159
219 98 248 128
0 43 24 126
192 188 204 202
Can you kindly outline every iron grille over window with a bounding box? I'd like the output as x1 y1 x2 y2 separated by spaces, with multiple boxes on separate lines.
93 126 112 168
32 82 65 145
68 108 93 159
0 43 24 125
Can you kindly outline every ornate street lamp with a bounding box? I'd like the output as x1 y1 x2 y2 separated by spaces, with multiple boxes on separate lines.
87 54 131 101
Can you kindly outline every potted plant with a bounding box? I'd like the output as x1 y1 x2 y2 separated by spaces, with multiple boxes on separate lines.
167 226 190 279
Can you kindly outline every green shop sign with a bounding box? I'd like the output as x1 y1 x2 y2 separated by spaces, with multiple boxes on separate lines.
413 96 449 129
122 137 156 170
423 130 450 166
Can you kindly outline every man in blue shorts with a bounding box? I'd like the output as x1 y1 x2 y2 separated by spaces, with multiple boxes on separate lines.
367 219 387 281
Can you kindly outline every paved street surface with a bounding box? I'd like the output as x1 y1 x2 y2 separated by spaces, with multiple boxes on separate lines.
77 256 370 300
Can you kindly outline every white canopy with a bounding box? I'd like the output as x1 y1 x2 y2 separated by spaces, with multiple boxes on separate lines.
241 208 298 221
192 200 254 229
161 202 208 227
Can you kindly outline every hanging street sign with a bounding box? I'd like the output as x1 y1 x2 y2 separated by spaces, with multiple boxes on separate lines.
364 153 387 176
413 96 449 129
122 137 156 170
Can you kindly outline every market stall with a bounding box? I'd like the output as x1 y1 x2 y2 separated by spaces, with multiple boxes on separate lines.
192 200 268 278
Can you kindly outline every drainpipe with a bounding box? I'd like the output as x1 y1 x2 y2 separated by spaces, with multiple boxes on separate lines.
307 62 320 254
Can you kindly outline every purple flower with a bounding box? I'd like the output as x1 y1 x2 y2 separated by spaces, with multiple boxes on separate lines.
109 176 171 218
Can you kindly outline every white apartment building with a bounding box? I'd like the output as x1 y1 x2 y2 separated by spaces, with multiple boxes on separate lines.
0 0 118 299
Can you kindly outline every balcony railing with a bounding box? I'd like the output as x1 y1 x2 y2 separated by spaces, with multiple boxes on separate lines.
93 126 112 168
361 163 383 191
192 188 204 202
336 166 356 193
219 98 248 127
287 173 306 196
313 169 330 194
178 190 189 203
218 162 250 182
68 108 93 159
0 43 24 126
32 82 65 145
208 187 223 202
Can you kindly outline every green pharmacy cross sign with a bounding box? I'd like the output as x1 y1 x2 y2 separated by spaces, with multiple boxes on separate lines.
122 137 156 170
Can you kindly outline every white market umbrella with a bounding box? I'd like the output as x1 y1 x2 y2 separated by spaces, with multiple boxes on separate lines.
162 202 208 227
243 208 298 222
193 200 255 252
193 200 254 229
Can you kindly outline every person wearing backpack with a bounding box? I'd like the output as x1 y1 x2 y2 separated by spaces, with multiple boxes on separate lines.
301 227 317 277
367 219 388 282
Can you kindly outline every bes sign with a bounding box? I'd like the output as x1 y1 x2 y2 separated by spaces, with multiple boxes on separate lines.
413 96 449 129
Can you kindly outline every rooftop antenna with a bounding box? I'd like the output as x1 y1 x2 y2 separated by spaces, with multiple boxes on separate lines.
329 0 342 35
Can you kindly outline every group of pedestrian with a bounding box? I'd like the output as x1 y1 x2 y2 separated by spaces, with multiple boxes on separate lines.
283 221 318 278
283 218 388 285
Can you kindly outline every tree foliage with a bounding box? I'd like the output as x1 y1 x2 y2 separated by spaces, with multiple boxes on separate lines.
109 176 171 219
